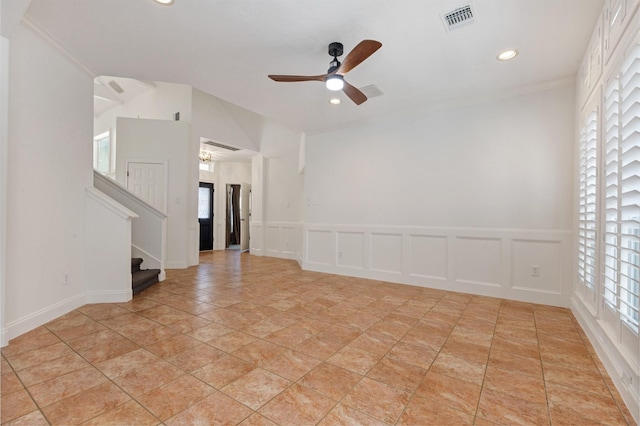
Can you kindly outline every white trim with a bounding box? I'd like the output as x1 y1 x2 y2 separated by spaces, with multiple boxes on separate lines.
0 36 9 347
262 221 302 260
166 260 188 269
86 289 132 304
20 15 97 78
4 293 85 342
85 187 137 220
94 170 167 219
572 296 640 422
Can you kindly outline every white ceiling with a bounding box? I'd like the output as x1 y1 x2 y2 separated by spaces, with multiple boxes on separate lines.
93 76 156 116
23 0 604 133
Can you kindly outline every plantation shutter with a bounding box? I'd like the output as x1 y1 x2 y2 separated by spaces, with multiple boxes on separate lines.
579 107 598 304
617 44 640 335
603 75 621 318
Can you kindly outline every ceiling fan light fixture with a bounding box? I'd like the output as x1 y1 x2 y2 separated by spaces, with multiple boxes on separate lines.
153 0 175 5
329 98 341 105
497 49 518 61
326 75 344 91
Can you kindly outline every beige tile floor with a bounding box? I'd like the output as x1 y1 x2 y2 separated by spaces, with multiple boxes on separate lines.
1 251 635 425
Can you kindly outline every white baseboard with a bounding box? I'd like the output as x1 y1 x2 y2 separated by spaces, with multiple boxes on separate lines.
0 327 7 347
3 293 85 344
571 297 640 424
165 260 188 269
86 289 132 304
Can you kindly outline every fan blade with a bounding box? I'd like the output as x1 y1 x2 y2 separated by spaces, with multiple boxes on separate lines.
336 40 382 75
268 74 327 82
342 81 367 105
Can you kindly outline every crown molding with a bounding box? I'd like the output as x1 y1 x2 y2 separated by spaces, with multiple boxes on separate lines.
21 14 97 78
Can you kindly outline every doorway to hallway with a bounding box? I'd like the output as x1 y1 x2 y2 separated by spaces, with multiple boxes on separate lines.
198 182 214 251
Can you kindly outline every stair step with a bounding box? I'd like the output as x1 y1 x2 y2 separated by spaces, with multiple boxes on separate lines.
131 258 143 273
132 268 160 295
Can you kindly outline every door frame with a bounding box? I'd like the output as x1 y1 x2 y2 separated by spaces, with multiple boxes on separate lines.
198 182 214 251
125 159 169 213
240 182 251 252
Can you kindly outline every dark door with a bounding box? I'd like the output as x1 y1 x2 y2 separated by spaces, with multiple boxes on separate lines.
198 182 214 250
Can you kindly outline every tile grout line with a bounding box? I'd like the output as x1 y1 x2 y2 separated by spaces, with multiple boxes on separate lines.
532 307 553 426
44 313 165 426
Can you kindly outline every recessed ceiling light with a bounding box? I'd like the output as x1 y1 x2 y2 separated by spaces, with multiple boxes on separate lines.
497 50 519 61
153 0 175 5
329 98 341 105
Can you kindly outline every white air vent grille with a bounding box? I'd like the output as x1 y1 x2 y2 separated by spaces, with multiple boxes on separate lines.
108 80 124 94
202 140 240 151
360 85 384 98
442 5 475 31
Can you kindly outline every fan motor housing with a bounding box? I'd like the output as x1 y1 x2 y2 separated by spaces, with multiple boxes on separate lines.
328 42 343 57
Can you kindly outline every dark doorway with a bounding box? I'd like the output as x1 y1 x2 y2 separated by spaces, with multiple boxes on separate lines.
226 184 241 248
198 182 214 251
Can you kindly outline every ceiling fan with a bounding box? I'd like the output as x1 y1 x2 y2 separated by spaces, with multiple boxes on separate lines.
268 40 382 105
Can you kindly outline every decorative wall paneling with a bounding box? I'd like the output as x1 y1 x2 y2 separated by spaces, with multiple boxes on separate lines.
250 222 302 263
303 224 570 307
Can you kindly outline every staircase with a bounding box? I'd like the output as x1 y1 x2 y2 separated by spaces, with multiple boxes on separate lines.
131 258 161 295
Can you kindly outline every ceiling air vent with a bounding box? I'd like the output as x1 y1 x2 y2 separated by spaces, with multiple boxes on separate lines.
360 84 384 98
202 140 240 151
108 80 124 94
441 5 475 32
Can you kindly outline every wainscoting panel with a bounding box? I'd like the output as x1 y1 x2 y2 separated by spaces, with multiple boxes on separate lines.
306 229 333 266
266 225 281 256
454 237 502 288
281 226 297 256
370 233 403 275
250 222 263 255
511 239 562 294
337 231 365 270
302 224 572 306
251 222 301 261
408 234 448 280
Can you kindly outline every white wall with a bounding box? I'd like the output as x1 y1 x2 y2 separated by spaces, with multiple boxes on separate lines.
85 188 136 303
5 23 94 340
305 87 574 229
94 81 192 136
94 82 193 180
191 88 261 152
303 85 575 306
1 36 9 345
115 117 192 269
259 124 304 261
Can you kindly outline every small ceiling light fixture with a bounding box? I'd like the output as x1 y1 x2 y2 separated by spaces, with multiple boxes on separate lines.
326 75 344 91
153 0 175 5
329 98 341 105
497 49 519 61
199 151 213 162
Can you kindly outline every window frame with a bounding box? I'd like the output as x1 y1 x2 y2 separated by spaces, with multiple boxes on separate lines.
93 130 112 175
